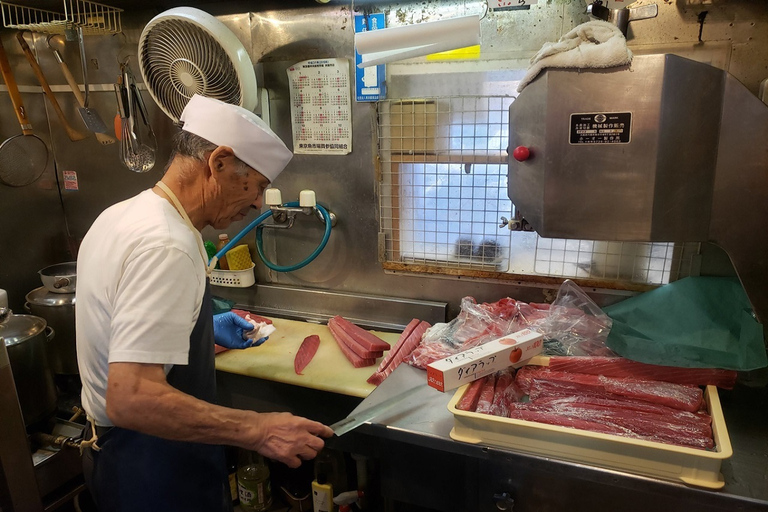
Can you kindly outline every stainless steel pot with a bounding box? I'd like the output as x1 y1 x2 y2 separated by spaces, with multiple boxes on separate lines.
39 262 77 294
25 287 77 375
0 313 58 426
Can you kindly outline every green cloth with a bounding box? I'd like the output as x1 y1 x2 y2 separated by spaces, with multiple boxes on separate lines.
211 296 235 316
604 277 767 371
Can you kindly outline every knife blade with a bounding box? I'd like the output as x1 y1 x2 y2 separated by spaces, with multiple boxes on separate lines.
330 384 423 436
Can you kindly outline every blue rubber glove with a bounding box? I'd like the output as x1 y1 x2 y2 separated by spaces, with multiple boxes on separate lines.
213 312 267 349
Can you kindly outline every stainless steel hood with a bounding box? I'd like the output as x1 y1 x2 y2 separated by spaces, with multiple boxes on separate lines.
508 54 768 323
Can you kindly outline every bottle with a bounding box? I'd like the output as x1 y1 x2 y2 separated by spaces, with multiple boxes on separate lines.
237 451 272 512
225 446 239 506
217 234 230 270
312 459 333 512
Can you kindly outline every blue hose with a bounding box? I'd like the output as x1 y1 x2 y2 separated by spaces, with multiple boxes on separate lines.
256 203 332 272
210 202 332 273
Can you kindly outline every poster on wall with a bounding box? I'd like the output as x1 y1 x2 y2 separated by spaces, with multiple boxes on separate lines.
287 58 352 155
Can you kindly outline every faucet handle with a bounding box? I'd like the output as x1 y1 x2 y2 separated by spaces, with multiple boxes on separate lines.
299 190 316 208
265 188 282 206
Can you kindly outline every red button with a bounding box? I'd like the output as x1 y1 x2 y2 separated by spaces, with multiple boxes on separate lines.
513 146 531 162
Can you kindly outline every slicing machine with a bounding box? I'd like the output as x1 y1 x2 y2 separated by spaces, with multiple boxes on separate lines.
507 54 768 324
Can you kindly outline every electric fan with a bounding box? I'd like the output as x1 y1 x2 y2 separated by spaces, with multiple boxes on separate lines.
138 7 258 123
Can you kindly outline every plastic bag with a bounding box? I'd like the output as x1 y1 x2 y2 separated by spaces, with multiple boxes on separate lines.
406 297 550 369
405 280 613 369
540 279 615 357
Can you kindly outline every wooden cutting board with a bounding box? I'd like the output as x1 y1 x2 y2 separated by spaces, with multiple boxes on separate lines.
215 316 401 398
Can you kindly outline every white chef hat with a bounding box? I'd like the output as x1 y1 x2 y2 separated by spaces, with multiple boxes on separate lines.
179 94 293 182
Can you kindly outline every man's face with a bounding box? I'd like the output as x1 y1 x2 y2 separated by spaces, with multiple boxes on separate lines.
208 148 271 229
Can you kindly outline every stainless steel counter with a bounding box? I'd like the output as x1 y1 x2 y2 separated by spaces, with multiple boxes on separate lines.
334 365 768 512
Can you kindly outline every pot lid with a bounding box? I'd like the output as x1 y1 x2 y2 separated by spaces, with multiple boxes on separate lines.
0 313 47 347
26 286 76 306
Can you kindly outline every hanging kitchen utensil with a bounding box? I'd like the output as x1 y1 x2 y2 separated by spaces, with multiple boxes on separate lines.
130 81 157 154
0 36 49 187
115 65 155 173
138 6 258 123
46 34 115 144
74 26 109 134
15 31 88 143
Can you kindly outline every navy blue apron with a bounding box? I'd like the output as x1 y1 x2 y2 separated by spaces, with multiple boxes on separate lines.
83 280 232 511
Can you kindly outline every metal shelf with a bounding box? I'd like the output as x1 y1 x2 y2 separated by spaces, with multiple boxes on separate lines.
0 0 122 35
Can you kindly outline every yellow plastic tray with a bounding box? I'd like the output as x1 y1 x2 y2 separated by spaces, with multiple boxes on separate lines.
448 383 732 489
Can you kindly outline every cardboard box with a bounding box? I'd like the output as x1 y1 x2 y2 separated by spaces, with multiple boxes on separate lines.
426 329 544 392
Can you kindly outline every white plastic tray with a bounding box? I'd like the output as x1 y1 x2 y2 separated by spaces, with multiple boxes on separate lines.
448 383 732 489
209 264 255 288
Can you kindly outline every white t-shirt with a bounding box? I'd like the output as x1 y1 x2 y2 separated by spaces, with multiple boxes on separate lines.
76 189 207 426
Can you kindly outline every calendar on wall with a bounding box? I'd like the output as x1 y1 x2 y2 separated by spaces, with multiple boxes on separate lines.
287 58 352 155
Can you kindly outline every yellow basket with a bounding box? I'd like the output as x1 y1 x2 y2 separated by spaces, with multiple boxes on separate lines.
225 245 253 271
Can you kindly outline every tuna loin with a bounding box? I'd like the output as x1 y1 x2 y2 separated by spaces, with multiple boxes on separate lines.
547 356 737 389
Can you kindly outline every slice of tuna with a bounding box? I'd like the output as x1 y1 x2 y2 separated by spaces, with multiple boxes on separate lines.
331 316 391 351
367 321 430 385
328 320 384 359
294 335 320 375
547 356 737 389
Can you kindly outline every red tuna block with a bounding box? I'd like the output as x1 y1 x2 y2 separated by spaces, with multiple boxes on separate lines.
327 322 376 368
331 316 391 352
328 319 384 359
522 368 703 412
294 335 320 375
456 378 485 412
506 402 628 436
231 309 272 325
475 374 497 414
547 356 737 389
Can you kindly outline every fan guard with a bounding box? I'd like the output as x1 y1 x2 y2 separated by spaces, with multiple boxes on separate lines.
138 7 258 123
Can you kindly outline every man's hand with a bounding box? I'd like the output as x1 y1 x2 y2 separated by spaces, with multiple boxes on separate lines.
252 412 334 468
213 312 266 349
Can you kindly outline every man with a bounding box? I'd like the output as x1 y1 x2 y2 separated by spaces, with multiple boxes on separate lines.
76 94 334 511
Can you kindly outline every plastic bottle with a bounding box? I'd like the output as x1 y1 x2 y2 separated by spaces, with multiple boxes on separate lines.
237 451 272 512
312 459 334 512
216 233 230 270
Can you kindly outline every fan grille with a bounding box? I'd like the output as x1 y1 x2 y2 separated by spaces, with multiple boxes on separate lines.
140 18 243 122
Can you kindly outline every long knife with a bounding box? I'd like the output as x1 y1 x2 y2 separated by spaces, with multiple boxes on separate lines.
330 384 424 436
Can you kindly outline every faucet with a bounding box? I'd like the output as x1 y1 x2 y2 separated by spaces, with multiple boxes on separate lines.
263 189 337 230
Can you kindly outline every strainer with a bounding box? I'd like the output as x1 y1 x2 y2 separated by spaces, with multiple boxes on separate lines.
0 37 48 187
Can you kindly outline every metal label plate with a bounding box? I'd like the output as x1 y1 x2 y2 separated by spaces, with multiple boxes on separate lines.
569 112 632 144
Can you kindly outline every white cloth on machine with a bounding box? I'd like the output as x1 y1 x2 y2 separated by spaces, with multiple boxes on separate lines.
517 20 633 93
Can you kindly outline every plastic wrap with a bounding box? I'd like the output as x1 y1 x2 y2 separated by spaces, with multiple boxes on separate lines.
406 280 613 370
406 297 549 369
457 366 714 450
546 356 738 389
540 279 614 357
516 366 703 412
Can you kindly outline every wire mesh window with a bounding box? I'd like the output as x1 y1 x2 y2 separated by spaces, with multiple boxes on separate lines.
377 96 699 286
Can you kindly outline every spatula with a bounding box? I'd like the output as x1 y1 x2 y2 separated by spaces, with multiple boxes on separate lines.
74 27 109 135
47 34 115 145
